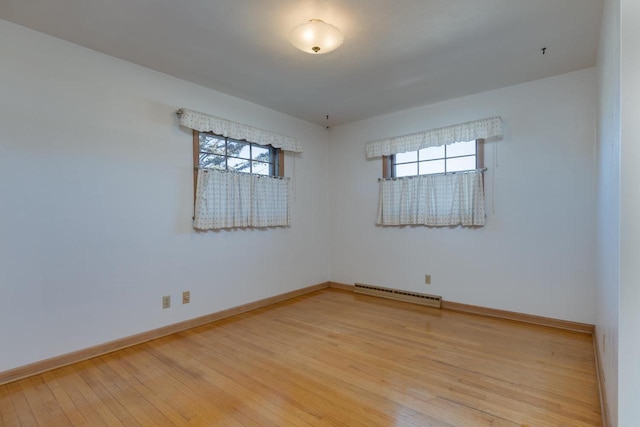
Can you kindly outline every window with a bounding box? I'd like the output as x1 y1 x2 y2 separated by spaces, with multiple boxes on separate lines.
177 109 298 230
193 130 285 201
378 139 487 227
191 130 290 229
383 139 483 178
194 131 283 177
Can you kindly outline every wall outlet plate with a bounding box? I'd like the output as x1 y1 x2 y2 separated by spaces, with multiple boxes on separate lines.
182 291 190 304
162 295 170 309
425 274 431 285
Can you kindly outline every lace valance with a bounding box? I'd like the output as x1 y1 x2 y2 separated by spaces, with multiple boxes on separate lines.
177 108 303 153
366 116 502 158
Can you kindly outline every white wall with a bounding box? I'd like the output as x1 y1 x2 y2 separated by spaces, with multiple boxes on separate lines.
0 19 329 373
328 68 598 324
596 0 620 424
619 1 640 424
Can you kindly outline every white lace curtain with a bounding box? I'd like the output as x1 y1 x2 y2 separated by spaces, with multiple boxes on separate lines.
194 169 290 230
366 116 502 158
377 170 486 226
177 108 303 153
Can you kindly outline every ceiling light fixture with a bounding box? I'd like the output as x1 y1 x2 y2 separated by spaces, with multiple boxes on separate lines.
289 19 344 55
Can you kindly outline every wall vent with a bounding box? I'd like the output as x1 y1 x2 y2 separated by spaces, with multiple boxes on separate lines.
354 283 442 308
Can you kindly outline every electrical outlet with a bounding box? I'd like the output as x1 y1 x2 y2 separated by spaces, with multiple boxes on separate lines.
425 274 431 285
162 295 170 309
182 291 190 304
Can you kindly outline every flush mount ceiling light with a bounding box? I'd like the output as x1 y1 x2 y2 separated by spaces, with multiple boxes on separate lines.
289 19 344 55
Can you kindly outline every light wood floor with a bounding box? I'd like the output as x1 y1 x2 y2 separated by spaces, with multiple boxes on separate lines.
0 289 601 426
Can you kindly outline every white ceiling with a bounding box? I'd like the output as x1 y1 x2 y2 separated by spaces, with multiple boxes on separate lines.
0 0 603 126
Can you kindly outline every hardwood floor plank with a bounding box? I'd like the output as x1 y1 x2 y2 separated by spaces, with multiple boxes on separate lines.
246 290 600 424
112 347 244 427
161 333 318 425
6 381 37 426
72 362 140 426
19 376 71 426
39 371 89 425
0 289 601 426
0 384 21 426
176 330 385 426
51 366 126 426
248 320 519 425
86 357 174 426
97 352 194 426
153 332 328 426
203 317 487 425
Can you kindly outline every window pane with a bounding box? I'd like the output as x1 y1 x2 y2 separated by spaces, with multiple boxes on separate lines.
395 151 418 163
252 145 270 161
446 156 476 172
199 135 225 154
395 162 418 177
446 140 476 157
418 146 445 160
419 160 445 175
227 157 251 173
252 161 271 175
227 140 250 159
199 153 226 169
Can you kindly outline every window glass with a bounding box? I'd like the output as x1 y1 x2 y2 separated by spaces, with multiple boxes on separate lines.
252 162 271 175
390 140 480 177
200 153 226 170
419 160 446 175
227 157 251 172
252 145 270 161
200 135 226 154
227 140 250 159
446 156 476 172
198 133 278 176
446 140 476 157
418 146 445 160
395 162 418 177
395 151 418 163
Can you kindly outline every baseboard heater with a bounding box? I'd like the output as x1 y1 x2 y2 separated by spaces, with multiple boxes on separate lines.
354 283 442 308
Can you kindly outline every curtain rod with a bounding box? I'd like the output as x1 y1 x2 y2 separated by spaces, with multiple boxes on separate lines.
378 168 487 181
195 167 288 179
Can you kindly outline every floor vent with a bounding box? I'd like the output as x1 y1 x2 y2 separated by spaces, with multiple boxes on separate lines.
354 283 442 308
